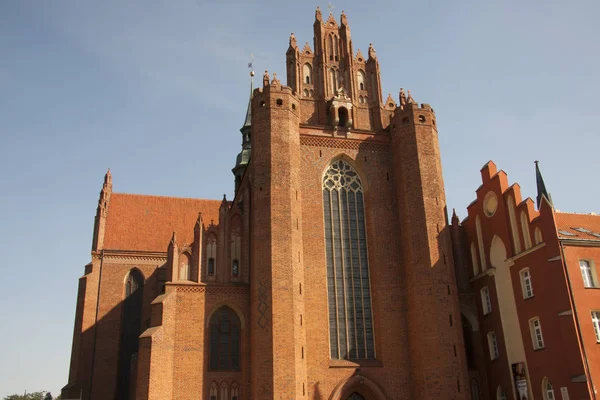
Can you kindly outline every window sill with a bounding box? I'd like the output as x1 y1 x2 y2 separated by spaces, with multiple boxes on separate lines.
329 359 383 368
483 311 492 317
584 286 600 290
523 295 535 300
533 347 546 352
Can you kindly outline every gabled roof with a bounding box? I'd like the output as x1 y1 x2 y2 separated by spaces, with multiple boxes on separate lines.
555 212 600 242
103 193 221 252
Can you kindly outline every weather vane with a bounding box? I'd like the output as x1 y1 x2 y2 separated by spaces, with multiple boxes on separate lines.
328 2 334 14
248 53 254 77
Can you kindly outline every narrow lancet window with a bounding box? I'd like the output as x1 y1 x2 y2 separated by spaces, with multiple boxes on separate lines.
323 159 375 359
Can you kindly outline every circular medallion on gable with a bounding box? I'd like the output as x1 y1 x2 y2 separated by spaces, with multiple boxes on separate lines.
483 191 498 217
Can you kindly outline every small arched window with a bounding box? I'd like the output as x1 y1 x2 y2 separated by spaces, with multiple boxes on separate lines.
496 386 507 400
507 195 522 254
231 223 241 278
179 252 191 281
328 35 334 61
209 306 241 371
357 70 366 91
207 234 217 277
220 381 228 400
209 381 218 400
521 211 532 249
330 68 338 93
338 107 349 127
534 227 543 245
303 63 312 84
303 88 309 97
231 382 239 400
476 215 487 271
542 377 555 400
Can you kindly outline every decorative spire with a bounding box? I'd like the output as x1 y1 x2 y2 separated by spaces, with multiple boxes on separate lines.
315 6 322 22
195 212 203 227
406 89 415 104
271 72 280 85
385 93 395 108
241 69 253 130
263 70 270 88
355 48 365 61
302 42 313 54
289 32 298 49
452 208 459 223
399 88 407 106
170 231 177 245
340 10 348 26
535 161 552 209
368 43 377 60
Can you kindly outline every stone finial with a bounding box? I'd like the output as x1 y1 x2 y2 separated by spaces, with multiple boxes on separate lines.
315 6 323 22
368 43 377 59
406 89 415 104
271 72 280 85
399 88 407 106
289 32 297 49
385 93 395 108
355 48 365 61
263 70 270 87
340 10 348 26
302 41 313 54
170 231 177 245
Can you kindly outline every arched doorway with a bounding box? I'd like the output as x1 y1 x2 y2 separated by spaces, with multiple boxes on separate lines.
346 393 366 400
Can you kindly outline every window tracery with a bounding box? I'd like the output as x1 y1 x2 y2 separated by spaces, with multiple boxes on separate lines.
322 159 375 360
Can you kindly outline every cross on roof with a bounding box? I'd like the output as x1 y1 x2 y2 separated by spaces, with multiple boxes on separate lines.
328 2 334 14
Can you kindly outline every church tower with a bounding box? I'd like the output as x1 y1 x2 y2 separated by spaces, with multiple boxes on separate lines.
246 8 468 400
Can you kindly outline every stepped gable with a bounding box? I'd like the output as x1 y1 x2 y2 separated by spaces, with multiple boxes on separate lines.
555 212 600 241
103 193 221 252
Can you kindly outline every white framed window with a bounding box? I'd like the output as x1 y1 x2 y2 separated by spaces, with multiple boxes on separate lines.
542 377 555 400
579 260 596 288
520 268 534 299
496 386 507 400
530 317 545 349
487 331 499 360
481 286 492 315
592 311 600 342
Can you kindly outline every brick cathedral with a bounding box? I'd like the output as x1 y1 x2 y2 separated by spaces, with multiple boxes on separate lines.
62 8 470 400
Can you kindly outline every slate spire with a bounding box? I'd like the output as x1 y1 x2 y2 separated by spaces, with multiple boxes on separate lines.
535 160 552 209
232 69 254 193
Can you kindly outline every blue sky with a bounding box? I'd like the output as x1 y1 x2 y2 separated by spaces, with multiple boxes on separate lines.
1 0 599 396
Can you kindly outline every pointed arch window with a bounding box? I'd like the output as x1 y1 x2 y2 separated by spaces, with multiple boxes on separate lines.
209 381 218 400
209 307 241 371
357 70 366 91
520 211 532 249
231 382 239 400
328 35 334 61
231 224 241 278
303 63 313 84
179 252 191 281
323 159 375 360
118 269 144 399
207 234 217 277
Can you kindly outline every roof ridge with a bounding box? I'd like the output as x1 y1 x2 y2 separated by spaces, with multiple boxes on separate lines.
556 211 600 216
112 192 222 202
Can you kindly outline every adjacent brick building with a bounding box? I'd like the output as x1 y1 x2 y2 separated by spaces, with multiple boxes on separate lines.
62 8 472 400
455 160 600 400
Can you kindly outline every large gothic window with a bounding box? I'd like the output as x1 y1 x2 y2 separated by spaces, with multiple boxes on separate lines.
209 307 241 371
323 159 375 360
117 269 144 400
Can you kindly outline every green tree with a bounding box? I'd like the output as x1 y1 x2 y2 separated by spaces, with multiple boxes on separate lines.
3 391 49 400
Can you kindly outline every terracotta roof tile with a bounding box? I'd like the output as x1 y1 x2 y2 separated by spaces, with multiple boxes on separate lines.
555 212 600 241
103 193 221 252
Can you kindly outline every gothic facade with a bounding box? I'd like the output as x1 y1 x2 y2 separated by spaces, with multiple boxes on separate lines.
62 9 469 400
